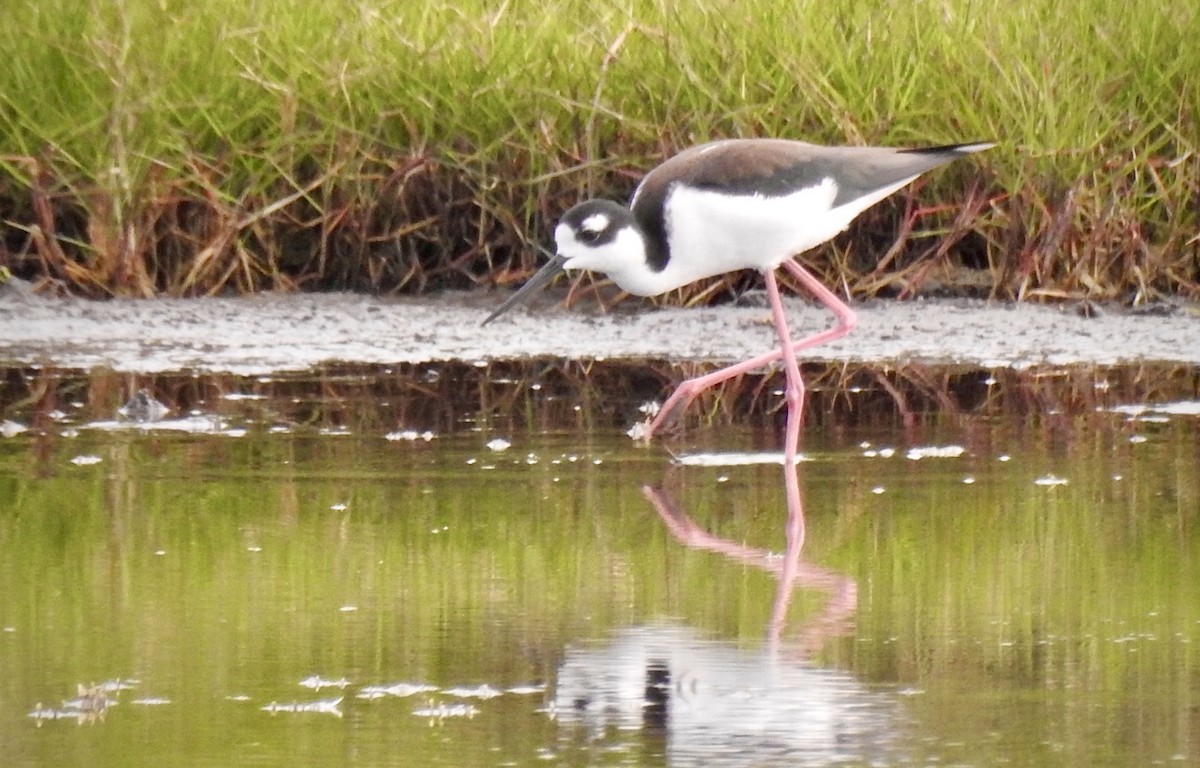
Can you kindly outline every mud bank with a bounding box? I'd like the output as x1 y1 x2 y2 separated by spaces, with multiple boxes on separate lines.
1 288 1197 375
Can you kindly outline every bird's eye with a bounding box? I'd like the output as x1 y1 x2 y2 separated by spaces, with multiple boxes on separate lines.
578 227 603 245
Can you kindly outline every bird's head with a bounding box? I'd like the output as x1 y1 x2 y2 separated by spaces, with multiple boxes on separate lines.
552 200 643 276
482 199 644 325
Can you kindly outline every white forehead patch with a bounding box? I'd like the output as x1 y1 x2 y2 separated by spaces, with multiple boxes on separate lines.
580 213 609 233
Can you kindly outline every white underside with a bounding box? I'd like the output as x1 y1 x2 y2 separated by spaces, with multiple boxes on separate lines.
611 175 918 296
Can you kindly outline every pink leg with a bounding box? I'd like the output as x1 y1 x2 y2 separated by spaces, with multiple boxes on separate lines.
640 259 858 439
764 269 807 554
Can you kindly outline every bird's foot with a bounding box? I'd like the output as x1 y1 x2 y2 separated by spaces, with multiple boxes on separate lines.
626 419 654 443
628 394 696 443
627 401 662 443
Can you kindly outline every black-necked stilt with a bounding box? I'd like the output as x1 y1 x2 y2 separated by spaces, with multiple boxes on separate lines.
484 138 994 465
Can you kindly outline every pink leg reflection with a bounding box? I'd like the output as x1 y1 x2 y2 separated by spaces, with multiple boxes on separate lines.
643 467 856 654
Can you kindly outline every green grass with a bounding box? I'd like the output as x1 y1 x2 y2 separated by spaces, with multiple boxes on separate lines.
0 0 1197 299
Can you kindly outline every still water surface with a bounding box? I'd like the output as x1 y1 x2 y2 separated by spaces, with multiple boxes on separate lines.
1 367 1197 767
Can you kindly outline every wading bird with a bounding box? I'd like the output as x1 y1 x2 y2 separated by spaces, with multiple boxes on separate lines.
484 138 994 469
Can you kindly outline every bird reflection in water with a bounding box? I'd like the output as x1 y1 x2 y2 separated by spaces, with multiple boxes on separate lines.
551 465 896 765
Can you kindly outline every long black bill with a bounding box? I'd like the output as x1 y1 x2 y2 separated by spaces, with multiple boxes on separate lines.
481 246 568 326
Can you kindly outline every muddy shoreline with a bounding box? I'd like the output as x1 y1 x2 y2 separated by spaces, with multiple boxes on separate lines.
1 288 1198 375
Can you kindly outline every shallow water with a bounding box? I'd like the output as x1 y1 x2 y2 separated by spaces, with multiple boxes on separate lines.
1 367 1197 767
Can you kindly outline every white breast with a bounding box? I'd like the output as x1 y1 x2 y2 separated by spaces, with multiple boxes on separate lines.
648 180 834 286
640 171 923 295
